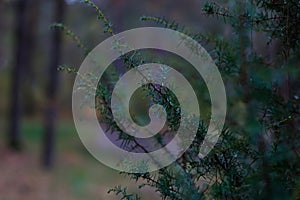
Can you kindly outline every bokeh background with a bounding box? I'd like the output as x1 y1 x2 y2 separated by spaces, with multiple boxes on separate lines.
0 0 296 199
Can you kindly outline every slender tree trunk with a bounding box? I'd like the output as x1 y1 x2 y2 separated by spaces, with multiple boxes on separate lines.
43 0 65 168
8 0 28 150
23 0 40 115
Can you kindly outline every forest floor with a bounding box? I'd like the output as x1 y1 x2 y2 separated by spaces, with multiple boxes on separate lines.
0 118 158 200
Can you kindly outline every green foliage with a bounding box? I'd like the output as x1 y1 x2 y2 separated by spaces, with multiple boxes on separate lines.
51 23 90 55
108 186 141 200
58 0 300 199
82 0 113 34
203 0 300 55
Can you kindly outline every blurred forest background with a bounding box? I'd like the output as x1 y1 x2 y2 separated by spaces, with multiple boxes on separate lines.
0 0 299 199
2 0 214 199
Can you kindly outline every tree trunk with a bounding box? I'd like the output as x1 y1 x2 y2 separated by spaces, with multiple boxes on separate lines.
8 0 28 150
43 0 65 168
23 0 40 116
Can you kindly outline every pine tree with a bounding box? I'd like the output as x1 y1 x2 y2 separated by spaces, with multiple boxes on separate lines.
58 0 300 199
